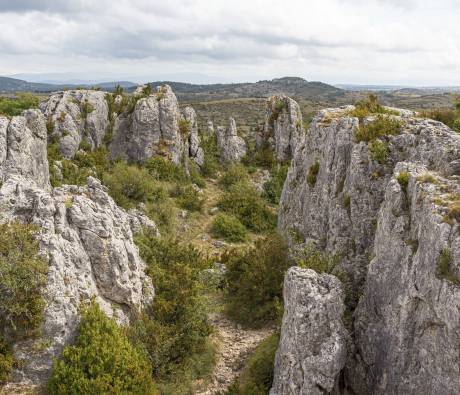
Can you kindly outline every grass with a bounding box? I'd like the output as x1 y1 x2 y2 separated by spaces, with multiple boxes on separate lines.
355 116 402 143
417 173 438 184
210 213 248 242
307 161 320 187
296 245 338 274
369 139 389 164
396 171 410 191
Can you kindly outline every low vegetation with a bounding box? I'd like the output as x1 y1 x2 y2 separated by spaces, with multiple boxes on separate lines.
172 184 205 212
420 103 460 133
222 333 279 395
218 182 277 233
396 171 410 191
350 94 398 120
48 301 157 395
368 139 389 164
436 249 460 285
222 234 290 328
210 213 248 242
0 93 39 117
355 116 402 143
131 233 213 386
307 161 320 187
219 163 249 190
296 245 338 274
264 163 289 204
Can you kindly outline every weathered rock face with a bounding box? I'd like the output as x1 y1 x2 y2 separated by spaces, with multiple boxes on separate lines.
110 85 203 167
0 111 156 383
258 95 303 162
182 106 204 167
40 90 109 159
0 110 50 190
216 118 247 164
271 267 347 395
278 107 460 394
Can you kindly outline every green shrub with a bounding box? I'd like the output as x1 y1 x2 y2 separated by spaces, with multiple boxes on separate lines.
223 233 290 327
48 301 157 395
296 245 338 274
211 214 248 242
0 222 48 340
173 184 205 212
396 171 409 191
307 161 320 187
0 338 13 384
436 248 460 285
130 234 212 380
0 93 39 117
219 164 249 190
80 101 94 119
369 139 389 164
264 164 289 204
189 162 206 188
420 105 460 133
355 116 402 143
144 157 187 182
237 333 279 394
178 119 191 137
103 162 166 209
245 142 276 169
349 94 398 120
145 201 176 234
218 182 276 233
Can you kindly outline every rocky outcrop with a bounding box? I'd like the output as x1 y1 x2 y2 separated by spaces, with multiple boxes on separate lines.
0 109 156 383
40 90 109 159
182 106 204 167
0 110 50 190
278 107 460 394
110 85 203 166
271 267 347 395
216 118 247 164
258 95 303 162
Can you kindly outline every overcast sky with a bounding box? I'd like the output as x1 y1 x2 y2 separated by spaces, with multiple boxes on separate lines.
0 0 459 85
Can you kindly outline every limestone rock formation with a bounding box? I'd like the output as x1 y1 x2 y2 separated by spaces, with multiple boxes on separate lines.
0 110 50 190
110 85 203 166
277 106 460 394
40 90 109 159
0 112 156 383
216 118 247 164
182 106 204 167
258 95 303 162
271 267 347 395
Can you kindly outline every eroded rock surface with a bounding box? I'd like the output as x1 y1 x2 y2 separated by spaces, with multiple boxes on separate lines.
258 95 303 162
40 90 109 159
0 114 156 383
110 85 202 166
216 118 247 164
271 267 347 395
278 107 460 394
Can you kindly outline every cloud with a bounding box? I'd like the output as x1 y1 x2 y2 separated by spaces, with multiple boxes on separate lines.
0 0 459 85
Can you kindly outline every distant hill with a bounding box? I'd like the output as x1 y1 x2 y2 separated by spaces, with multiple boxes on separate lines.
143 77 345 102
0 76 137 93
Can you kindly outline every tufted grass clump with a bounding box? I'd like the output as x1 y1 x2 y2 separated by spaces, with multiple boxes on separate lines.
211 213 248 242
48 301 157 395
369 139 389 164
436 249 460 285
222 233 290 327
218 182 276 233
219 163 249 190
396 171 410 191
349 94 398 120
296 245 338 274
173 184 205 212
0 93 39 117
355 116 402 143
145 156 187 182
307 161 320 187
131 233 212 382
417 173 437 184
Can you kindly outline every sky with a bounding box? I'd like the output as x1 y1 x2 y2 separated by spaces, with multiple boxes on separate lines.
0 0 459 85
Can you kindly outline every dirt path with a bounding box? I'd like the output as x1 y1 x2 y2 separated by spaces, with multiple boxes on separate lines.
196 311 273 394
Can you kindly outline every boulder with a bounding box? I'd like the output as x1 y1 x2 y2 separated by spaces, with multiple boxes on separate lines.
182 106 204 167
271 267 347 395
217 118 247 164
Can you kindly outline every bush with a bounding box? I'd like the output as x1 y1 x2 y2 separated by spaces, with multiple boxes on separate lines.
173 184 205 212
350 94 398 120
0 93 39 117
355 116 402 143
420 106 460 133
0 222 48 341
130 234 212 380
396 171 409 191
201 135 221 178
103 162 166 209
296 245 338 274
145 201 176 235
144 157 187 182
189 161 206 188
48 301 157 395
368 139 389 164
219 164 249 190
223 233 290 327
218 182 276 233
237 333 279 394
264 164 289 204
211 214 248 242
436 248 460 285
307 161 320 187
0 338 13 385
